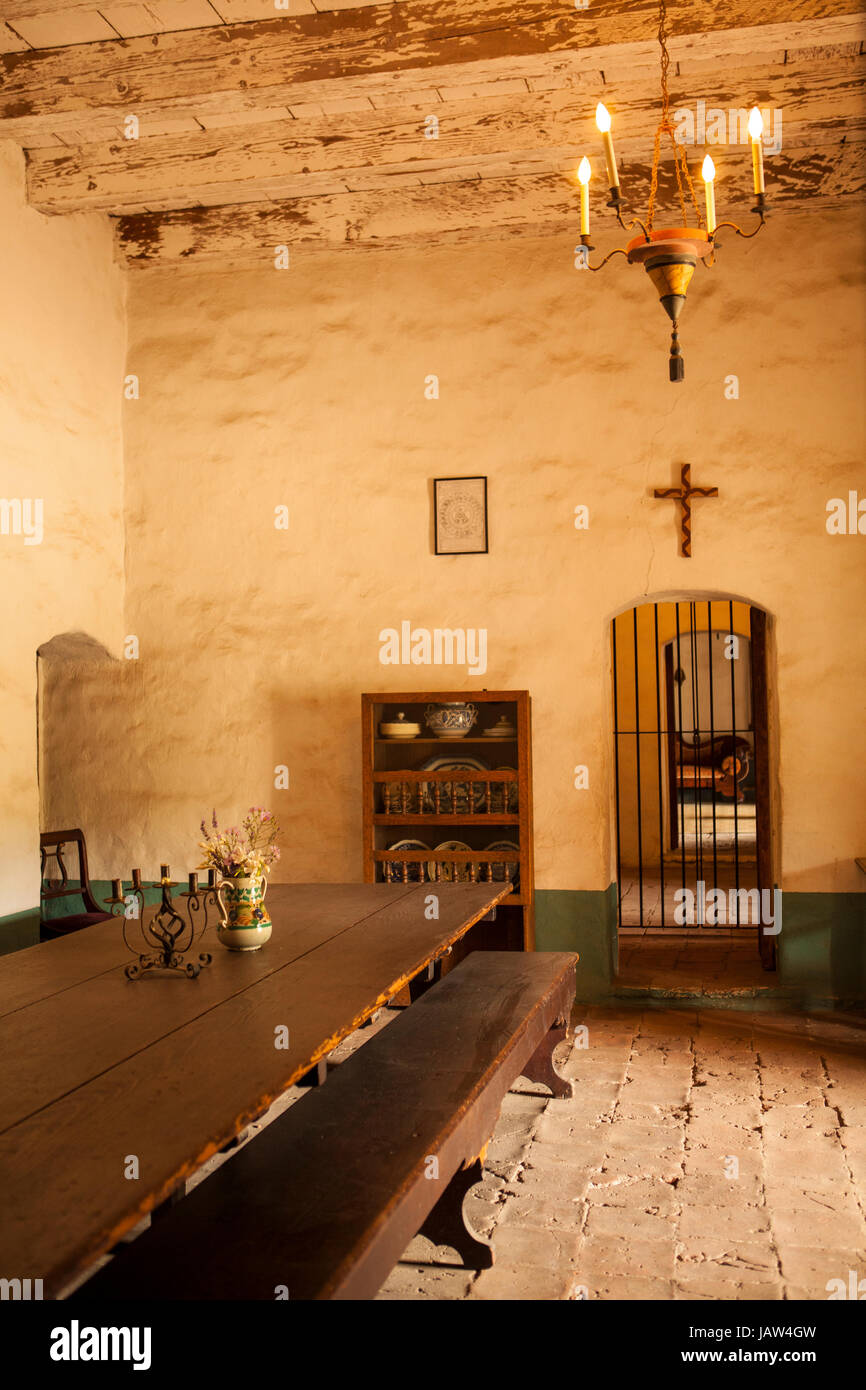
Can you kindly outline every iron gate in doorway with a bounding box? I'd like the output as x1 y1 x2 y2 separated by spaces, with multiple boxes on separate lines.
611 599 775 964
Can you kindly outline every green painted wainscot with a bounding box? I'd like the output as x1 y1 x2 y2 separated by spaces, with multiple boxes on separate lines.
534 887 866 1011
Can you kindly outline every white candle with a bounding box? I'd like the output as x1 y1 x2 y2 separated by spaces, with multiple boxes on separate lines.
701 155 716 234
748 107 765 194
595 103 619 188
577 156 591 234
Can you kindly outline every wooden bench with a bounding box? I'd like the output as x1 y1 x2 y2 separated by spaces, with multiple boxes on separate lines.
76 949 578 1301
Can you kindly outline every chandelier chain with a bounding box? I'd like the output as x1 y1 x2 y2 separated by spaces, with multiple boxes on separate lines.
678 142 704 228
646 0 703 232
658 0 671 126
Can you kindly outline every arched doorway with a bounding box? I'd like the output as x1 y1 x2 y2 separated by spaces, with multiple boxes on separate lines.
36 631 117 845
610 596 776 984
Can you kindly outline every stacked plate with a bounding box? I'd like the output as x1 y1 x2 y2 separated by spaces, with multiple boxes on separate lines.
418 756 489 814
482 716 517 739
384 838 521 888
383 839 429 882
427 840 473 883
489 769 519 814
485 840 521 885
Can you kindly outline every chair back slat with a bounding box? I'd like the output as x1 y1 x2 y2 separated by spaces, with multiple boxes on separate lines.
39 829 107 926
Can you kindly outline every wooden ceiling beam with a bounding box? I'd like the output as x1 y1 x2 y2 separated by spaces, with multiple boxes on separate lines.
25 60 865 215
4 19 865 149
0 0 293 14
2 0 862 137
113 142 865 269
3 0 128 14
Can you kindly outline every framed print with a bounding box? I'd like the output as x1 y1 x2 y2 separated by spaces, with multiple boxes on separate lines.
434 475 488 555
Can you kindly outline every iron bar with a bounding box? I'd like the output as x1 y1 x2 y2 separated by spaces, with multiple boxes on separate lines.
633 607 644 927
690 602 703 893
707 601 719 894
751 609 763 905
612 616 624 929
729 600 741 923
654 602 666 928
675 602 687 903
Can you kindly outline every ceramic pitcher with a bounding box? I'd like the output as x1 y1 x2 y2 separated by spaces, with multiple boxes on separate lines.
216 875 272 951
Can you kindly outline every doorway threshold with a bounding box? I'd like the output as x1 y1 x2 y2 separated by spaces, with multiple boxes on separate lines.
616 933 777 995
620 926 761 937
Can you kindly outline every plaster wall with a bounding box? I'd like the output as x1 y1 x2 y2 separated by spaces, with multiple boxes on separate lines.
0 141 126 919
39 204 866 915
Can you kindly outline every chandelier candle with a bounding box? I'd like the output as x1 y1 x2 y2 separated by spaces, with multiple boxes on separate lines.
749 107 765 193
578 157 591 234
595 104 619 189
702 157 716 235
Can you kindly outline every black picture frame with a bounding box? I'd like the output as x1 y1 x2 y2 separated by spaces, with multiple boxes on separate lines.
433 475 489 555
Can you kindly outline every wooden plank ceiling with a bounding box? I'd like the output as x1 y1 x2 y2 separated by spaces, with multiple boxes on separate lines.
1 0 864 269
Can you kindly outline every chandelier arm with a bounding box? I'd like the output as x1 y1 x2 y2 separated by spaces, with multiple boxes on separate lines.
613 205 651 241
584 246 630 272
712 216 766 240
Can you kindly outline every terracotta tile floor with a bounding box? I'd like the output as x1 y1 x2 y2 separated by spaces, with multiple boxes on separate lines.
616 934 775 992
379 1006 866 1301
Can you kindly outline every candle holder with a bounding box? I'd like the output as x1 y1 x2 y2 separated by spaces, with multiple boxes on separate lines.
107 866 215 980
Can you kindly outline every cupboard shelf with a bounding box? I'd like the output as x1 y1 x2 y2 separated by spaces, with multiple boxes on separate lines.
372 814 520 825
375 737 518 745
362 690 535 952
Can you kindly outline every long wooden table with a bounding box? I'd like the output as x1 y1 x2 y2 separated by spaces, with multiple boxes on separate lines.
0 881 510 1297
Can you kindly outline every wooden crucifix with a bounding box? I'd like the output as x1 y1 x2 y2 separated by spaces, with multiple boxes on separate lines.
653 463 718 558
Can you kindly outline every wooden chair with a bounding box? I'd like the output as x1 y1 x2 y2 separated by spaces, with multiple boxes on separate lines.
673 734 751 802
40 829 113 940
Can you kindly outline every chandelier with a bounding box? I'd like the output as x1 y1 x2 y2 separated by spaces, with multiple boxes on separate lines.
576 0 768 381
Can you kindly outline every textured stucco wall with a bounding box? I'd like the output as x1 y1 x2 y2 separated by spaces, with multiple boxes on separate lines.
0 140 126 917
39 202 865 908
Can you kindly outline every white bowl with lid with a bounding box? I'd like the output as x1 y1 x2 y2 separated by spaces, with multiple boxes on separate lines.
379 711 421 739
483 716 517 738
